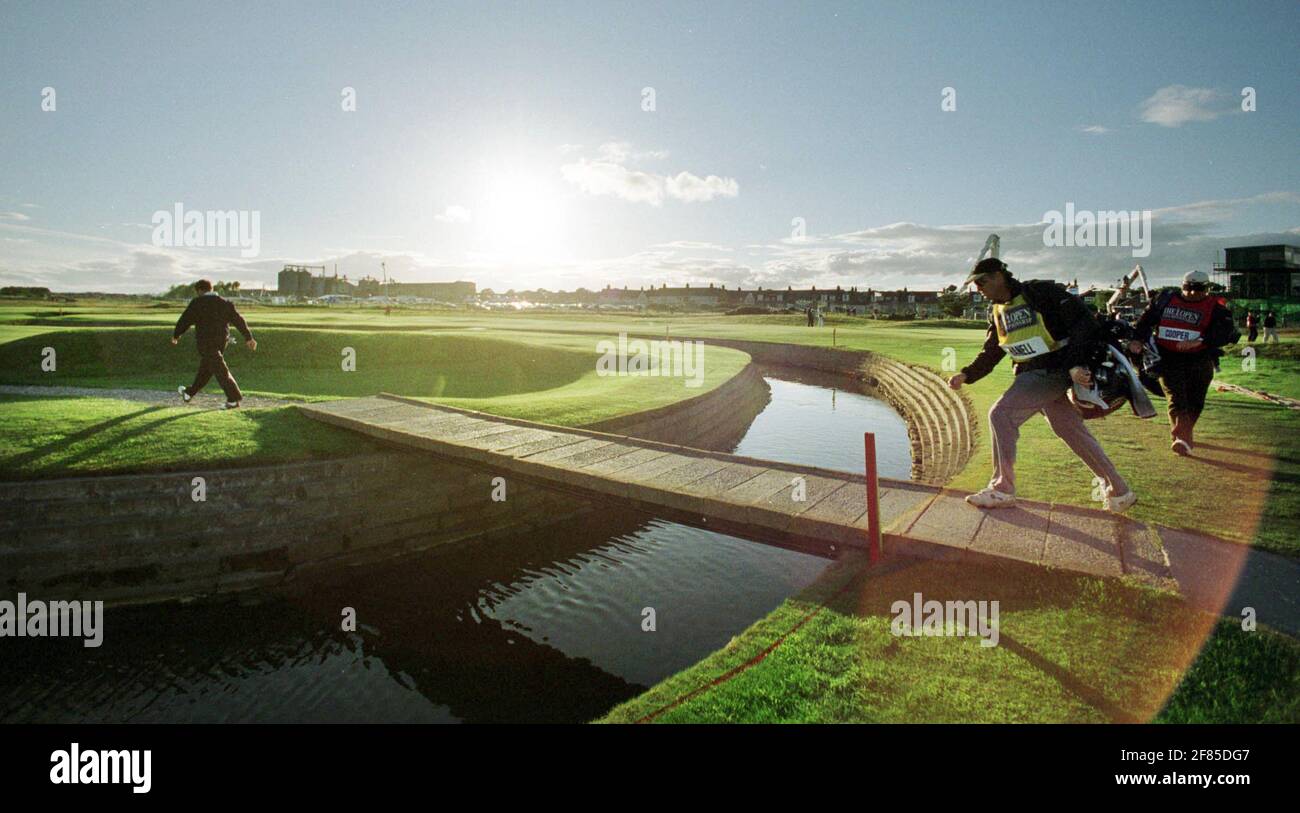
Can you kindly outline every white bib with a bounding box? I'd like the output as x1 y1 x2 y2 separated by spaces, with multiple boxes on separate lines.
1156 326 1202 343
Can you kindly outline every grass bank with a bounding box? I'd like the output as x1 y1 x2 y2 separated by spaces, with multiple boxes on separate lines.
599 553 1300 724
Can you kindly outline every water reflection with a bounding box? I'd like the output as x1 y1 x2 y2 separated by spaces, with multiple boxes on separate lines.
0 366 912 723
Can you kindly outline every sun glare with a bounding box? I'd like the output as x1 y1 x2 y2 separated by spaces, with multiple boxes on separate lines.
476 168 571 262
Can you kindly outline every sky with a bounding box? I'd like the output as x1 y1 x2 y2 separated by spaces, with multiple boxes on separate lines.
1 0 1297 294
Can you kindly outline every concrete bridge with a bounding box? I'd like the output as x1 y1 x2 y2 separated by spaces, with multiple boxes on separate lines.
298 394 1175 588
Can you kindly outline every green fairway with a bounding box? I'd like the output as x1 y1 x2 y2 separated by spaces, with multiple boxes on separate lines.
597 554 1300 724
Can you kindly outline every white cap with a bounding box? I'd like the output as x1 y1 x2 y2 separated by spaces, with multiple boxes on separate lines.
1183 269 1210 286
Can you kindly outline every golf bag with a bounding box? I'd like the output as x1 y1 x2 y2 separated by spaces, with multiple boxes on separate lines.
1066 314 1158 420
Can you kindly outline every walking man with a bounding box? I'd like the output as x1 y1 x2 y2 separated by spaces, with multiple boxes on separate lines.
1129 270 1237 455
171 279 256 408
1263 311 1280 344
1245 309 1259 343
947 258 1136 512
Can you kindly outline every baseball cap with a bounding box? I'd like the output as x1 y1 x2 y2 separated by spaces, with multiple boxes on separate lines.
963 257 1008 286
1182 270 1210 287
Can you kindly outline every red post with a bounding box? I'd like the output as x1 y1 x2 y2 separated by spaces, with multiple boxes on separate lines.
864 432 882 564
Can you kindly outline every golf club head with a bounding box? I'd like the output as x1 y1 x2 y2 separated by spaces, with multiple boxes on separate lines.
977 233 1000 263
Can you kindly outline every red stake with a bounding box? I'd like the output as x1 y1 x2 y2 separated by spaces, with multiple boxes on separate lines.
864 432 882 564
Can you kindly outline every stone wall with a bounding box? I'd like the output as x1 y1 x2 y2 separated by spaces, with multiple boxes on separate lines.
0 361 771 607
685 338 975 484
586 361 770 450
0 453 592 606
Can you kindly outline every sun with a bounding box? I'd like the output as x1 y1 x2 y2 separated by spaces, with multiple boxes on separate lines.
475 168 571 262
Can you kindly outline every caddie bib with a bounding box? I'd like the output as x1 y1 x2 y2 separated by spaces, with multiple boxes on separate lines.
1154 293 1216 351
994 293 1067 363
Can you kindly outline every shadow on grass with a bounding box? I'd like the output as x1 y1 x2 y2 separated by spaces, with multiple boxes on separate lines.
830 555 1215 722
1194 454 1300 483
1195 441 1300 468
1 405 174 473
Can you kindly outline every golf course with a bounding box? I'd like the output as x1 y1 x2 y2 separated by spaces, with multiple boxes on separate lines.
2 298 1298 723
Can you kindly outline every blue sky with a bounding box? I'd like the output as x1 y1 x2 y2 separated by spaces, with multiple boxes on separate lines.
1 0 1297 293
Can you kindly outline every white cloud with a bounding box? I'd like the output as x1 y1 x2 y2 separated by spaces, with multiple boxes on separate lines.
561 158 669 205
1140 85 1232 127
435 205 472 224
594 141 670 164
1079 124 1111 135
652 241 734 252
665 172 739 203
0 211 32 222
2 194 1294 295
560 143 738 207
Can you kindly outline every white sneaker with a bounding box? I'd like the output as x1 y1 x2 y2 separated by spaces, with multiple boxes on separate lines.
1104 489 1137 513
965 488 1017 508
177 385 192 403
1171 439 1192 456
223 401 240 410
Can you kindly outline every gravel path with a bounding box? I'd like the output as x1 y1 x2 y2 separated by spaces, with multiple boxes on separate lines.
0 384 293 409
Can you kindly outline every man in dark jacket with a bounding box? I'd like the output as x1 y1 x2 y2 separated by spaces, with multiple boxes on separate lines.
171 279 256 408
947 258 1135 512
1129 270 1236 455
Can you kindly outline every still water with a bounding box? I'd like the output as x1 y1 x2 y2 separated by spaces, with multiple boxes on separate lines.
0 367 911 723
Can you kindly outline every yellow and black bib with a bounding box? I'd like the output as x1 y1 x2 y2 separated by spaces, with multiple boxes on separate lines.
993 294 1067 363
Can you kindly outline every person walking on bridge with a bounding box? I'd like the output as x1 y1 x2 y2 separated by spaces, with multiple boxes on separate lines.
171 279 257 409
947 258 1136 513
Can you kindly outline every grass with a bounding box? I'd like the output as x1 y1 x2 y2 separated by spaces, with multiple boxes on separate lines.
0 327 595 400
598 554 1300 724
0 395 379 479
1211 338 1300 401
0 324 751 477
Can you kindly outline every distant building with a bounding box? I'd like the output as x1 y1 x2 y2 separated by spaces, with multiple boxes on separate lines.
277 265 355 298
277 265 475 301
1218 244 1300 301
596 283 944 315
354 277 476 301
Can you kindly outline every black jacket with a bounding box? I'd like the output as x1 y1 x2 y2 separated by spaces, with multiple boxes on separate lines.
960 279 1101 384
1132 288 1236 364
173 293 253 354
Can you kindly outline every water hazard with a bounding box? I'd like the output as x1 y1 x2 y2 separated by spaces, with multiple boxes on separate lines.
0 365 912 723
